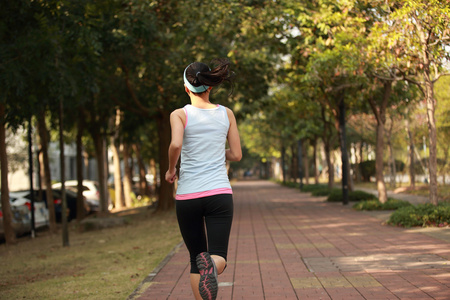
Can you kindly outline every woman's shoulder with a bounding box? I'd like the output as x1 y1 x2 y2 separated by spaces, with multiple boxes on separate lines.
172 107 186 116
219 105 235 117
170 108 187 124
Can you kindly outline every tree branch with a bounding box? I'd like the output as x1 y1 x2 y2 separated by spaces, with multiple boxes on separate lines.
370 71 402 82
368 97 382 125
111 96 148 117
432 71 450 84
325 82 359 93
428 36 450 47
119 61 152 116
404 76 425 96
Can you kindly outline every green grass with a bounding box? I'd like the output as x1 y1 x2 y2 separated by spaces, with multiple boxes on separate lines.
0 209 181 300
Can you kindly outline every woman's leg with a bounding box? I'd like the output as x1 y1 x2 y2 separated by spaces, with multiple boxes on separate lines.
211 255 227 274
190 274 202 300
176 195 233 299
176 199 207 299
176 199 208 273
204 194 233 274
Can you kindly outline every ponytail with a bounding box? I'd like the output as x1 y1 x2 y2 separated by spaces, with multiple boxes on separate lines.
184 58 235 95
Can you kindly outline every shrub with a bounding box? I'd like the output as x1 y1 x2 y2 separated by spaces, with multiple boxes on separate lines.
381 198 413 210
275 180 299 189
283 181 299 189
353 198 412 211
301 184 328 193
327 189 377 202
387 202 450 228
312 187 340 197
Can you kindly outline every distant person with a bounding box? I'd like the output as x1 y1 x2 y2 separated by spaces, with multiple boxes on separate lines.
165 58 242 300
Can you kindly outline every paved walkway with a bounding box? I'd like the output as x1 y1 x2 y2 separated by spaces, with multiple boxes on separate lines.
130 181 450 300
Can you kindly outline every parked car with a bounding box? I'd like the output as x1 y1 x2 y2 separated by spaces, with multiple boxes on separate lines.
0 201 31 239
53 180 105 212
17 189 89 222
9 191 49 229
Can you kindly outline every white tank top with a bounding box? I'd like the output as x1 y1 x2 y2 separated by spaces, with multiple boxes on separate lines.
176 104 232 199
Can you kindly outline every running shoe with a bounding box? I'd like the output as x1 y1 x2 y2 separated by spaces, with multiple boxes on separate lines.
196 252 218 300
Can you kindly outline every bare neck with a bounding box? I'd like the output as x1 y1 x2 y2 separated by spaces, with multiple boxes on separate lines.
189 93 216 109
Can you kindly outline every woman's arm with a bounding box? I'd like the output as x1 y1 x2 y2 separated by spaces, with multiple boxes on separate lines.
225 108 242 162
165 109 185 183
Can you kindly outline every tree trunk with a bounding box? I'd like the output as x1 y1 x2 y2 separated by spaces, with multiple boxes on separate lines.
374 118 388 203
303 140 309 185
297 139 303 189
133 142 149 196
156 110 174 212
290 143 297 182
122 143 133 207
59 100 69 246
353 143 361 183
321 106 334 189
281 143 286 183
111 109 124 209
90 129 109 213
336 97 350 205
0 103 16 245
76 108 86 221
27 120 36 238
368 82 391 204
413 19 438 204
37 110 57 232
358 142 364 182
312 138 319 184
111 139 123 209
424 77 438 205
150 158 157 195
405 113 416 188
387 115 397 188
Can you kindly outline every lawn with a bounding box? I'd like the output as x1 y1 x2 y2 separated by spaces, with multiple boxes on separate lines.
0 207 182 300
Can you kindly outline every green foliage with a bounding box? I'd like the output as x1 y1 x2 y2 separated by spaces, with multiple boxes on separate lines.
275 180 299 189
282 181 300 189
353 198 412 211
387 202 450 228
312 187 340 197
300 184 328 193
327 189 377 202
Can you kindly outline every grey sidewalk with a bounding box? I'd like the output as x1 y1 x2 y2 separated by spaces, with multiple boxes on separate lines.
130 181 450 300
355 187 430 205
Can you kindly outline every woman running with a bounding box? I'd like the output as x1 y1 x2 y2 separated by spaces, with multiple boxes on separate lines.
165 58 242 300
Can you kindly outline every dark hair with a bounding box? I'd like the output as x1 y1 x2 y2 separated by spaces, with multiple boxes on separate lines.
185 58 235 95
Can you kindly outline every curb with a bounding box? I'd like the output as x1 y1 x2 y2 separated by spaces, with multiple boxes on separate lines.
127 241 184 300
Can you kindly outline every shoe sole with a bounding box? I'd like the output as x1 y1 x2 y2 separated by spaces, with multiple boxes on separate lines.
196 252 218 300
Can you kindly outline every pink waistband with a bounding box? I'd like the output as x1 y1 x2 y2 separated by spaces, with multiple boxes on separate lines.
176 188 233 200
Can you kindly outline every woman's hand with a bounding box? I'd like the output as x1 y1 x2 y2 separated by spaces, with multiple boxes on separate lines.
165 168 177 183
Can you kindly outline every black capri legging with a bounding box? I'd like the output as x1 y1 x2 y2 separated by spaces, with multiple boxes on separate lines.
176 194 233 274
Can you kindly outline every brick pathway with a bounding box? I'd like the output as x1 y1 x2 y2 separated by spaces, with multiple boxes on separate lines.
130 181 450 300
